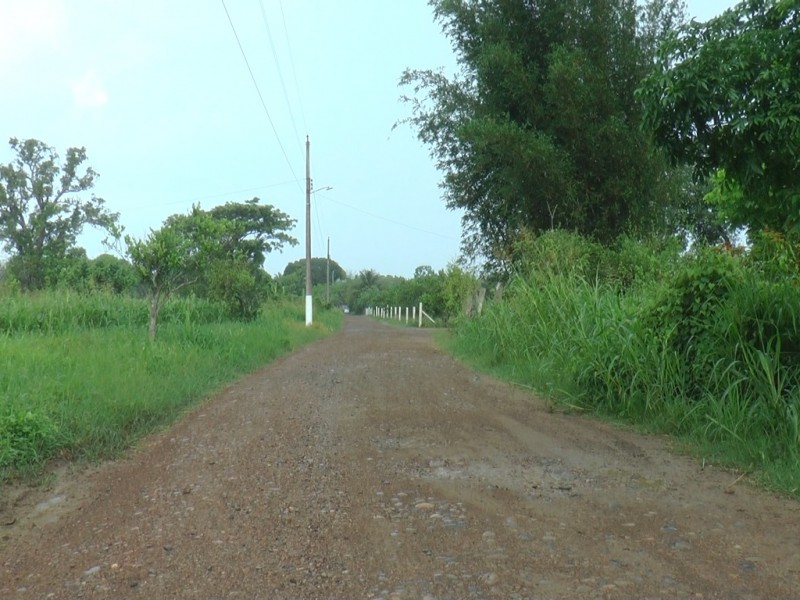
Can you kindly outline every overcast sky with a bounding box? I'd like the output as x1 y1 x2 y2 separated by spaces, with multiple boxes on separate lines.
1 0 737 278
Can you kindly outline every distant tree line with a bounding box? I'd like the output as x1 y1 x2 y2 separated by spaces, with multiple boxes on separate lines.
274 263 481 325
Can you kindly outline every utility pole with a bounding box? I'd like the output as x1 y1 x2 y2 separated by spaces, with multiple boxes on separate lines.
326 237 331 305
305 136 312 326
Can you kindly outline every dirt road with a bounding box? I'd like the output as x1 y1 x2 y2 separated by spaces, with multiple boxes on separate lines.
2 317 799 599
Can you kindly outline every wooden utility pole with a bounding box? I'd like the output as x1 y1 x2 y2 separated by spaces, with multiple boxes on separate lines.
305 136 312 326
326 237 331 305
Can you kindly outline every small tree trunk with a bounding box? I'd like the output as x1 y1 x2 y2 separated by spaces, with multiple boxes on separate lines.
148 291 161 341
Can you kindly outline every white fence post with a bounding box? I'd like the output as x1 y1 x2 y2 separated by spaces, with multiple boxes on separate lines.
418 302 423 327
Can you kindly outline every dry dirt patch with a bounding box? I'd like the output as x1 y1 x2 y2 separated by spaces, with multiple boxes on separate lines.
1 316 798 599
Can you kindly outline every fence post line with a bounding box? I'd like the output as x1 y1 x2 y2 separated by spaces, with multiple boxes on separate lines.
418 302 423 328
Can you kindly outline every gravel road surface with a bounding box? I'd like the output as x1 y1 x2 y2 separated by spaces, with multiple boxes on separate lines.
2 316 799 599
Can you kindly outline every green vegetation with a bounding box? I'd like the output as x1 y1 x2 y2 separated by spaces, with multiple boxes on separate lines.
127 199 296 340
280 257 347 296
0 296 341 479
0 140 335 480
448 231 800 494
0 138 120 291
400 0 694 264
639 0 800 234
0 290 226 334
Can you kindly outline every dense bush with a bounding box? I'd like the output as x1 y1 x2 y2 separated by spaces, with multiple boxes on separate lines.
0 411 62 473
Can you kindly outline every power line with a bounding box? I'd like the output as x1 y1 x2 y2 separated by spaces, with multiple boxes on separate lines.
278 0 307 134
127 180 298 210
315 193 460 242
258 0 303 154
220 0 302 191
313 193 325 254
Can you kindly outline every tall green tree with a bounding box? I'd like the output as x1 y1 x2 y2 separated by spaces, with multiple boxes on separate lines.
0 138 119 290
176 198 297 317
400 0 686 264
638 0 800 234
280 257 346 295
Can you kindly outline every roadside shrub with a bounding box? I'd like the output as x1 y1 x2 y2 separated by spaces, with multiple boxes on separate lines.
607 235 682 288
722 278 800 371
0 410 61 473
512 229 608 282
1 300 342 478
642 248 744 395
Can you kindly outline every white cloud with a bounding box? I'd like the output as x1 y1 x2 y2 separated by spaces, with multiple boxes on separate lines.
71 69 108 108
0 0 65 70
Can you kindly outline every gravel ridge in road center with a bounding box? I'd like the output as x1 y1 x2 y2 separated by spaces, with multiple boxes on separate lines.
2 316 799 599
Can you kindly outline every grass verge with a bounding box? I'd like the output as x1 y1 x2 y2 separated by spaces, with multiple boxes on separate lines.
0 300 343 480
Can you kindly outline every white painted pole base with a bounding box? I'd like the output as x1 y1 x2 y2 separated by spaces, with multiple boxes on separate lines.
305 295 313 326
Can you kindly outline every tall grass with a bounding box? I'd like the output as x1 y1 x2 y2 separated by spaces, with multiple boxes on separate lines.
0 298 342 478
449 231 800 495
0 290 228 334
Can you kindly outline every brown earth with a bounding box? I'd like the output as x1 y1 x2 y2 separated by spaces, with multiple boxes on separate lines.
1 316 799 599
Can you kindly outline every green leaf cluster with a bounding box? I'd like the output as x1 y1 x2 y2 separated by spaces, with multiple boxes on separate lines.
638 0 800 234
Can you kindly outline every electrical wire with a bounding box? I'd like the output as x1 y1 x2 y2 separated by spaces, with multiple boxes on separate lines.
313 193 326 255
258 0 303 154
221 0 302 191
127 180 298 210
315 192 460 241
278 0 308 134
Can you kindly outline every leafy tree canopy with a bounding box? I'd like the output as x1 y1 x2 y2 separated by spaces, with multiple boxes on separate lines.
401 0 687 264
414 265 436 278
638 0 800 234
206 198 297 267
0 138 119 290
282 257 346 286
127 200 296 339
